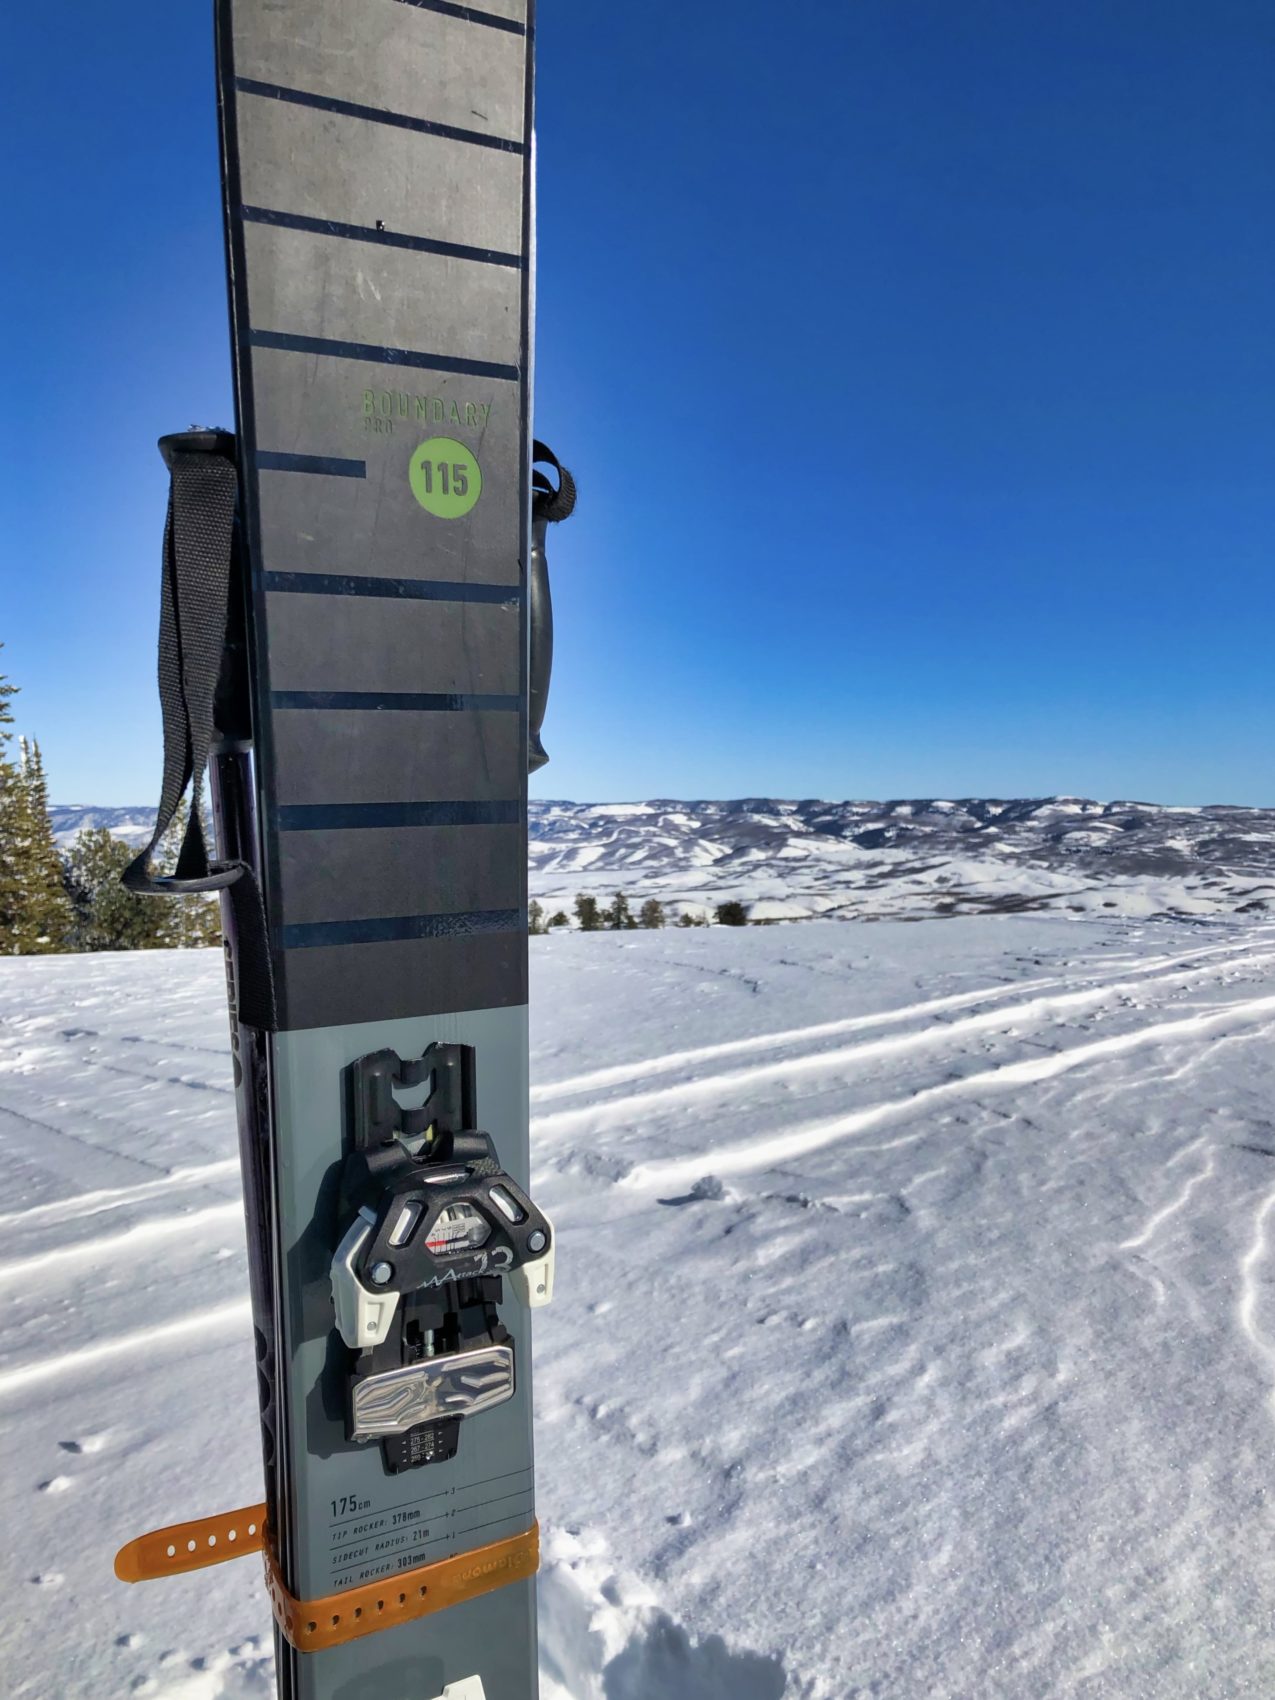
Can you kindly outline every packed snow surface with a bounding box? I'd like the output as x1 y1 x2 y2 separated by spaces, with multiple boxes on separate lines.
4 916 1275 1697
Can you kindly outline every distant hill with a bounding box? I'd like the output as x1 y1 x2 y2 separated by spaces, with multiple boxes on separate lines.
52 796 1275 923
525 797 1275 924
48 805 155 848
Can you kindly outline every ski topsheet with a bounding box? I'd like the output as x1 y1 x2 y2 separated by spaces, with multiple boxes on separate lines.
213 3 538 1696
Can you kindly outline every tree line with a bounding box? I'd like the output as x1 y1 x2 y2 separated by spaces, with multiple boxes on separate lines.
529 894 750 933
0 652 219 955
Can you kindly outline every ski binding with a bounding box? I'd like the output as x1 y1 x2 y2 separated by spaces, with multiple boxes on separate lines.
331 1043 553 1473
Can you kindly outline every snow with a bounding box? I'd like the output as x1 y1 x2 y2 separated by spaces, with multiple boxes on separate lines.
4 916 1275 1697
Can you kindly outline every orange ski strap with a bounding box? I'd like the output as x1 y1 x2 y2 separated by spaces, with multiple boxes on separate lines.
115 1510 539 1652
114 1503 266 1581
262 1522 540 1653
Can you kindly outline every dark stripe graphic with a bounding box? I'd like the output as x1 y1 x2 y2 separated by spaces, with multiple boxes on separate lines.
393 0 528 35
249 328 518 383
239 205 524 269
235 78 525 155
264 571 518 606
272 690 520 712
256 451 366 478
282 908 523 950
278 800 521 831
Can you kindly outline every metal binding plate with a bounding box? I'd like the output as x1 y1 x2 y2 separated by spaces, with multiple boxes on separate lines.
351 1343 516 1439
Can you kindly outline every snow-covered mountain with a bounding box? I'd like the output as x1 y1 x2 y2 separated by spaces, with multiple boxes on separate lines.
53 797 1275 924
528 796 1275 923
48 805 155 848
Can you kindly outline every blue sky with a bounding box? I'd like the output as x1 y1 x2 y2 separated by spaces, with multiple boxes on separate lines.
3 1 1272 807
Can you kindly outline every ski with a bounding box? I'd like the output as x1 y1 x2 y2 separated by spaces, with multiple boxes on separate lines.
114 4 573 1697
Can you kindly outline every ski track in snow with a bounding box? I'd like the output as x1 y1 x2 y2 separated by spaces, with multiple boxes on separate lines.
0 1300 253 1395
529 932 1265 1105
622 992 1275 1192
0 1158 244 1232
533 945 1275 1144
3 916 1275 1699
0 1200 246 1285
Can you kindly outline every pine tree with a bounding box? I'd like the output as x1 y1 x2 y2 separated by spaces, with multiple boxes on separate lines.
547 910 569 929
715 900 749 927
0 649 22 953
607 891 633 930
62 790 221 955
574 894 602 932
152 795 222 948
0 653 17 732
639 899 665 929
528 899 545 935
12 739 73 952
65 828 169 951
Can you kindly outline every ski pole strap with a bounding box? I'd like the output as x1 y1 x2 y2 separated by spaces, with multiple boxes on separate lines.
122 429 277 1031
531 440 576 523
115 1507 539 1654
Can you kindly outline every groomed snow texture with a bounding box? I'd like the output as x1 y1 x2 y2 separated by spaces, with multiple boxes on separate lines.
3 916 1275 1697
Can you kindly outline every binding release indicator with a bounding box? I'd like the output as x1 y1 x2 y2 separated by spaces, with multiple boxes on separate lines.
410 437 483 519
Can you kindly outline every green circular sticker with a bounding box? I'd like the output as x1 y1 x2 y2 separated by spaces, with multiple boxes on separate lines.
409 437 482 519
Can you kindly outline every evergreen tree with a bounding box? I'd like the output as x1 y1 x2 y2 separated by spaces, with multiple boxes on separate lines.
574 894 602 932
65 828 169 951
607 891 633 930
170 889 222 949
11 739 73 952
675 910 699 928
0 652 17 731
0 656 73 955
715 900 749 927
639 899 665 929
528 899 545 935
0 649 22 953
547 910 569 929
151 793 222 949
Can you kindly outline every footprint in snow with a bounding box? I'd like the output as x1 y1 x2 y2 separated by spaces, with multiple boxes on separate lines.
59 1433 108 1455
38 1476 73 1494
658 1174 726 1207
539 1528 786 1700
31 1573 63 1588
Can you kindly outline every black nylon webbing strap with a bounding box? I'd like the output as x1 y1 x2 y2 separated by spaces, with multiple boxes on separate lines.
531 440 576 523
124 437 277 1032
